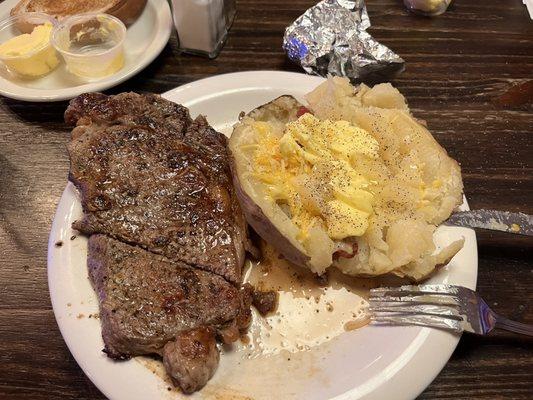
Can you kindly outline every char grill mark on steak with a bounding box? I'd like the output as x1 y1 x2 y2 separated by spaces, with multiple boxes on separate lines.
88 235 245 360
67 92 246 283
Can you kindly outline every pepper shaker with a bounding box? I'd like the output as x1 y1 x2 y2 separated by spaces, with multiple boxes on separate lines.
171 0 236 58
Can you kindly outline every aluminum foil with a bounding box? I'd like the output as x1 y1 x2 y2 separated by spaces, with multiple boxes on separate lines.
283 0 405 83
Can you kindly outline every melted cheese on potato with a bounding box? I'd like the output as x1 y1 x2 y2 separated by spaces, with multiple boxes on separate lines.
252 114 378 241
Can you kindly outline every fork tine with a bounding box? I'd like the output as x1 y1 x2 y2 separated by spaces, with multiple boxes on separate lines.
371 315 463 333
370 284 460 297
369 284 466 334
369 304 462 318
369 295 461 307
370 290 456 297
370 285 463 308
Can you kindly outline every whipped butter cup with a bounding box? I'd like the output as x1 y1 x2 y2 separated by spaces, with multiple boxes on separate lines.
0 13 59 79
51 13 126 81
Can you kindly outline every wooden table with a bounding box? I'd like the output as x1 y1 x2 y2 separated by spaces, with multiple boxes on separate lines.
0 0 531 398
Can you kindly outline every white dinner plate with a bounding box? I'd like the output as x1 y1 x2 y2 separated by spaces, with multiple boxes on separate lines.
0 0 172 102
48 71 478 400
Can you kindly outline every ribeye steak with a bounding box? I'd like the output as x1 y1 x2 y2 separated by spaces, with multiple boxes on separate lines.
67 92 247 283
65 93 253 393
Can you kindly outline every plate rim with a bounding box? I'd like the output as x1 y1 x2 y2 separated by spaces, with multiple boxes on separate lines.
0 0 172 102
48 70 478 400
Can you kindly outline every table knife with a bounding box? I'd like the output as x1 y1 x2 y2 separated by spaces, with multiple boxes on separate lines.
445 209 533 236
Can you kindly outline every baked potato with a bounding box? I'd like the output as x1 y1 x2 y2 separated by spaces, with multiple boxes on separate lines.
228 77 464 281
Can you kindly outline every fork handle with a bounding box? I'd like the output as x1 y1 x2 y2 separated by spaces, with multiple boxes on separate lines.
495 315 533 336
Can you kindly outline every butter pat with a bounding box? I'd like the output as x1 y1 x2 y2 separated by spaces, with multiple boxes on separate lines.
0 23 59 77
325 199 369 239
253 113 379 241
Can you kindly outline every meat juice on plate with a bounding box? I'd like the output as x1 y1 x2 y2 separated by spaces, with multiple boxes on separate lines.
237 242 376 358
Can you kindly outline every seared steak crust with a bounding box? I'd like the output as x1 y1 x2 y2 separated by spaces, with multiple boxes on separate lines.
67 92 246 283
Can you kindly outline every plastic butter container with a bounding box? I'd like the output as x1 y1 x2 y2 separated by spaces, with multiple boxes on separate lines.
51 13 126 80
0 13 59 78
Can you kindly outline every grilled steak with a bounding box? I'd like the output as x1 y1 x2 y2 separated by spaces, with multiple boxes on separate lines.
66 93 254 393
88 235 251 392
67 93 247 283
88 235 249 358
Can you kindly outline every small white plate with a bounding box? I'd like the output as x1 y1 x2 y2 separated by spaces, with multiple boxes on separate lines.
0 0 172 102
48 71 478 400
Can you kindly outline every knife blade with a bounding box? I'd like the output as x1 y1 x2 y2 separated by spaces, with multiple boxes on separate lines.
444 209 533 236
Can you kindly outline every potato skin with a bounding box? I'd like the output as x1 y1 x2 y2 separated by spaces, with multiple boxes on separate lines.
228 152 311 268
228 95 313 269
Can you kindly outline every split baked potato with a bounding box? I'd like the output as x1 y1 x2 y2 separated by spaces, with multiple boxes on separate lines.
228 77 464 281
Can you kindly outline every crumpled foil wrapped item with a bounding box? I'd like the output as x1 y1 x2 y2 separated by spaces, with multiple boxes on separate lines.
283 0 405 83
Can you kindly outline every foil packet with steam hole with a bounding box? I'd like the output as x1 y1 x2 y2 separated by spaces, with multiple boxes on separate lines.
283 0 405 83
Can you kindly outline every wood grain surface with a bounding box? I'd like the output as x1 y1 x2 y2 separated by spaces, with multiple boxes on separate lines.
0 0 532 399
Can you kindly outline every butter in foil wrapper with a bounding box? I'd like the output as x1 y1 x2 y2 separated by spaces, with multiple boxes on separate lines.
283 0 405 83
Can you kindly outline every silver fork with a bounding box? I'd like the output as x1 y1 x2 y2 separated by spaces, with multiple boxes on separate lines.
369 284 533 336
